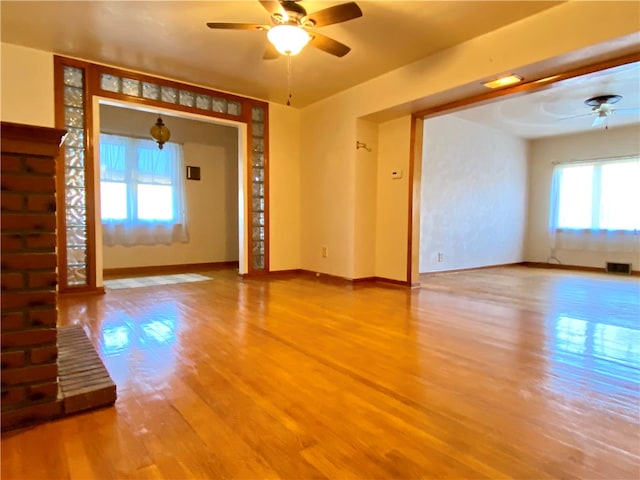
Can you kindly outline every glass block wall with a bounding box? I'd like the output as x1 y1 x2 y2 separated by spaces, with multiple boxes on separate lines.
251 106 266 270
99 73 243 117
62 66 88 286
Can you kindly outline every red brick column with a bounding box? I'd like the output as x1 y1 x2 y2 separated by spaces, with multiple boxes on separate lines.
1 122 66 430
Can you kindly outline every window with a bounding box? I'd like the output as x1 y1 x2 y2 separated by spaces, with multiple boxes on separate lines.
100 134 188 246
549 156 639 252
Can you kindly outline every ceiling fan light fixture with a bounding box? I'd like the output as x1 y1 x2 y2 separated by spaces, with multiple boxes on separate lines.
483 74 523 89
267 24 310 56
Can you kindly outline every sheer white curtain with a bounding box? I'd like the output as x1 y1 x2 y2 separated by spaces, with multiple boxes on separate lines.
100 134 188 246
548 156 640 253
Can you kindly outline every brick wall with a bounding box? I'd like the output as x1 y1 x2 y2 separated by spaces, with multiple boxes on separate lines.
1 122 66 430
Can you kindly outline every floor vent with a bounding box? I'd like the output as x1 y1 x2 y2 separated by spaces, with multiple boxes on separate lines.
605 262 632 275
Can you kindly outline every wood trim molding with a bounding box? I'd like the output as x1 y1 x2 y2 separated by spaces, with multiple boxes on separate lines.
522 262 640 277
103 261 239 278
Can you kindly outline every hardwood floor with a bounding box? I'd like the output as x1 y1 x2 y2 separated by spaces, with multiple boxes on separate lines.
2 266 639 479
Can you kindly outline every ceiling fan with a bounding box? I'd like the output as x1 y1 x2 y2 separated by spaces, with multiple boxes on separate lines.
568 94 640 127
206 0 363 58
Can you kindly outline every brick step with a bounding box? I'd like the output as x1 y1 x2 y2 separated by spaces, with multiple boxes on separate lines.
57 325 117 414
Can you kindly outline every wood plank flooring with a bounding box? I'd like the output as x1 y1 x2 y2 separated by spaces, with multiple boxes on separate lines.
2 266 639 479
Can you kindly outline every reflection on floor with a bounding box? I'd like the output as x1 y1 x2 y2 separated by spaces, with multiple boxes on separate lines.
4 267 639 479
104 273 212 290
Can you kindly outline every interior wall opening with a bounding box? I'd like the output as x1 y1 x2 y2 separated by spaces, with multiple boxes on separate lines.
94 98 242 286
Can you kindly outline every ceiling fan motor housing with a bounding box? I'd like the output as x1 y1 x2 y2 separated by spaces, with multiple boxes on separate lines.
585 94 622 107
276 1 308 25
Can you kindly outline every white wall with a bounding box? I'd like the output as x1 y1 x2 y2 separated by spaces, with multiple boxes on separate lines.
298 1 640 282
2 0 638 281
268 103 301 271
0 44 54 127
526 124 640 269
375 116 412 281
420 116 528 273
99 105 239 269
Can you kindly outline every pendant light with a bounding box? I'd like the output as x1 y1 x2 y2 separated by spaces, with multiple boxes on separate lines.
150 116 171 149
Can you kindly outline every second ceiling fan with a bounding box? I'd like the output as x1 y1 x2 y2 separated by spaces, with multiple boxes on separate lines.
207 0 363 58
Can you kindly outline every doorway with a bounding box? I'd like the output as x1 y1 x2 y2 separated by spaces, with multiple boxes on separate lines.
94 99 242 286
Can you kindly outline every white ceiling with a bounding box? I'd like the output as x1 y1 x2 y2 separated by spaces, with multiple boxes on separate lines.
1 0 562 107
1 1 638 139
449 61 640 139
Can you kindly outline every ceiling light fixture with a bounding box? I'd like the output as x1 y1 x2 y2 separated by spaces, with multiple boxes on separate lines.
150 116 171 150
267 25 310 56
483 74 523 89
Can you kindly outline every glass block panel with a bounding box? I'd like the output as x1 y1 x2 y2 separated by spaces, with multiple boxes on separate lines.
65 188 86 208
252 212 265 226
67 265 87 286
252 183 264 198
252 107 264 122
252 137 264 153
196 94 211 110
252 196 264 212
252 243 265 256
160 86 178 103
142 82 160 100
252 152 264 167
252 167 264 183
253 255 264 270
100 73 121 93
252 226 264 242
64 86 83 108
67 227 87 246
227 101 241 116
212 97 227 113
64 107 84 128
253 122 264 137
65 148 85 168
65 128 85 148
66 207 86 227
64 67 83 88
122 78 141 97
67 246 86 265
179 90 195 107
65 167 85 188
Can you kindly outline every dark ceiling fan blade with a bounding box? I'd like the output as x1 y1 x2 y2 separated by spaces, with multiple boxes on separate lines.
308 2 363 27
263 42 280 60
206 22 266 30
258 1 284 16
308 32 351 57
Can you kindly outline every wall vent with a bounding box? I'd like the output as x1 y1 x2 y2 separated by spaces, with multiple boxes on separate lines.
605 262 632 275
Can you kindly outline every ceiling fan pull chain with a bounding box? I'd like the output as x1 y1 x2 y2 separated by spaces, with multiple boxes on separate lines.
287 54 293 106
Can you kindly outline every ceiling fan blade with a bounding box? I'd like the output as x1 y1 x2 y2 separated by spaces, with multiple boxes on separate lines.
559 112 594 121
592 115 606 127
308 32 351 57
614 107 640 115
258 1 284 16
263 42 280 60
207 22 266 30
308 2 363 27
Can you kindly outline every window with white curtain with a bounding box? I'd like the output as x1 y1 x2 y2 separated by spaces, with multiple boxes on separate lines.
99 133 188 246
549 156 640 252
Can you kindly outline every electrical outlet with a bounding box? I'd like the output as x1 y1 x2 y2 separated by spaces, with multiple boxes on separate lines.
322 246 328 258
437 252 444 262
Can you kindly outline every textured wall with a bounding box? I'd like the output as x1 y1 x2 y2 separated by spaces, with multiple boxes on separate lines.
420 116 528 273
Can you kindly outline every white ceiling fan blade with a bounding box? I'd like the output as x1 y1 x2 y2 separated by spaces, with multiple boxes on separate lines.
613 107 640 115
